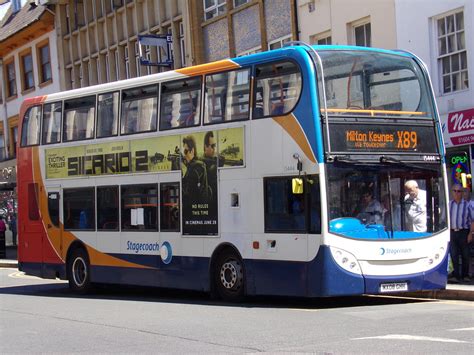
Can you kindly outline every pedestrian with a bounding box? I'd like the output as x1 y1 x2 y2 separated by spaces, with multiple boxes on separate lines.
448 184 473 283
10 214 17 246
0 216 6 258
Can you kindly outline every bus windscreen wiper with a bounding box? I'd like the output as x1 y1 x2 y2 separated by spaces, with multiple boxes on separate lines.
332 155 362 164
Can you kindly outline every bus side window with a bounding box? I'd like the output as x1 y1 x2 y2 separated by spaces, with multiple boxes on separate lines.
42 102 62 145
63 96 96 142
121 184 158 231
160 77 201 130
160 182 180 232
97 92 119 138
253 61 302 119
264 177 306 233
97 186 119 231
63 187 95 230
121 85 158 135
21 106 41 147
204 68 250 124
48 192 60 227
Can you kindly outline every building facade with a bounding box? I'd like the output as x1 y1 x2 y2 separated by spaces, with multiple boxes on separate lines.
298 0 473 191
0 0 60 219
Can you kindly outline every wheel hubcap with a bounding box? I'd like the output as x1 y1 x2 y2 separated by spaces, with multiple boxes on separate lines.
72 257 87 287
220 259 242 290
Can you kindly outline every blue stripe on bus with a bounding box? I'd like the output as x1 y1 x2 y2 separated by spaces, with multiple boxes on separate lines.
19 244 447 297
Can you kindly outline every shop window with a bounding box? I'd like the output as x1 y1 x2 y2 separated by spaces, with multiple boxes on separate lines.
121 184 158 231
97 186 119 231
63 187 95 230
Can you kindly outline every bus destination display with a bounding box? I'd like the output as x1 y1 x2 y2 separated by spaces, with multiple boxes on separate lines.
328 124 438 153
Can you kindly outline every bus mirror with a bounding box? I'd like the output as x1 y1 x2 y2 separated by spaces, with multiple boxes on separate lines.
292 178 304 194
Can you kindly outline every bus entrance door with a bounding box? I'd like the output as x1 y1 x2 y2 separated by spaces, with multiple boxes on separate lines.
43 187 63 265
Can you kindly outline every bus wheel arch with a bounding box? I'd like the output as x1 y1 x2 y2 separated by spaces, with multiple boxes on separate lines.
66 242 92 294
210 244 246 302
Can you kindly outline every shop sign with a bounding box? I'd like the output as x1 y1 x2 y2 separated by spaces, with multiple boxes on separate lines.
447 108 474 146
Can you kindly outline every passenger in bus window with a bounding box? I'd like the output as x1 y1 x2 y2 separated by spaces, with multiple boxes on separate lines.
356 189 383 225
404 180 427 232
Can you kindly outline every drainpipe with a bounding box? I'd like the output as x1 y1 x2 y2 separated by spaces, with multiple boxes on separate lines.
293 0 300 41
0 58 10 161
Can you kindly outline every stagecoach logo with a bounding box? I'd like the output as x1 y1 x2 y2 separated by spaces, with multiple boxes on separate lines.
379 247 412 256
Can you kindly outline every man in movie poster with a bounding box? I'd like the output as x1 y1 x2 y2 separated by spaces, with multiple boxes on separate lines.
181 133 217 235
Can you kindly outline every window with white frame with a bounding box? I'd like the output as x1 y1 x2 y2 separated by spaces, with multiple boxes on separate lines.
135 42 141 77
179 21 186 68
436 10 468 93
310 32 332 45
353 22 371 47
204 0 226 21
268 35 292 50
124 46 130 79
237 46 261 57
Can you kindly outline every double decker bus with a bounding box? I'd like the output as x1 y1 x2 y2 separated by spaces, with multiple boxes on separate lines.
17 44 449 301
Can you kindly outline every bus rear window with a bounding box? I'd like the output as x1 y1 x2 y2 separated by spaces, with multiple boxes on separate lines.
254 61 302 118
21 106 41 147
63 96 96 142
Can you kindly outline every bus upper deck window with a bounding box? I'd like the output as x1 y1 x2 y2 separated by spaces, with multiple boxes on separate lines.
160 77 201 130
204 68 250 124
97 92 119 138
121 85 158 135
63 96 96 142
42 102 62 145
21 106 41 147
253 61 302 119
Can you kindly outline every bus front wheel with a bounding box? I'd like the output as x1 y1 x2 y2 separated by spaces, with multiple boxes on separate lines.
67 248 91 294
214 251 245 302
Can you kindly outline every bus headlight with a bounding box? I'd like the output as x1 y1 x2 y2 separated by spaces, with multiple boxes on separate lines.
330 246 362 275
427 246 446 268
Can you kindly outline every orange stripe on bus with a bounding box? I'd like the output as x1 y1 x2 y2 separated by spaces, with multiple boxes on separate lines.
176 59 240 76
273 113 316 163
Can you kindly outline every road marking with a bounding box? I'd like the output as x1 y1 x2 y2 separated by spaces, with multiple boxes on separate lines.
352 334 468 343
448 327 474 331
9 271 39 279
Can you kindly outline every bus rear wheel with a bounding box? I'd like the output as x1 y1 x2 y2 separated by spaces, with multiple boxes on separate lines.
67 248 91 294
214 251 245 302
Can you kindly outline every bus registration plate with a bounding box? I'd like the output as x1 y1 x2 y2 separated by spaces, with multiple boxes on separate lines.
380 282 408 293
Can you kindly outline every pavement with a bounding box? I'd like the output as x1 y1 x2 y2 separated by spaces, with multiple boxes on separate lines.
1 245 473 301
